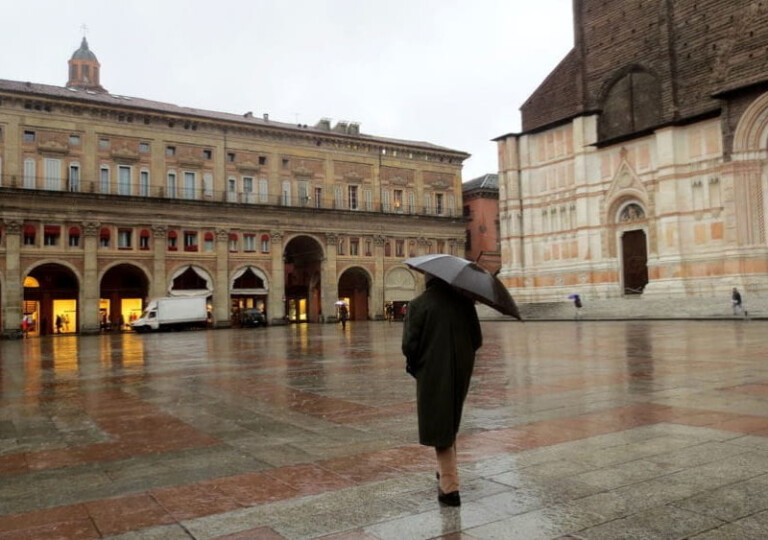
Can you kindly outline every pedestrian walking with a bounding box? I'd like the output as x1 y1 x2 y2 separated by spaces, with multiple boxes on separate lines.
339 304 349 329
732 287 746 318
572 294 583 319
401 274 483 507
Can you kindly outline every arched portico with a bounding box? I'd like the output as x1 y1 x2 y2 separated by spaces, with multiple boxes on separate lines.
337 266 371 320
230 265 269 326
23 262 81 335
384 266 418 320
99 263 150 331
283 235 324 322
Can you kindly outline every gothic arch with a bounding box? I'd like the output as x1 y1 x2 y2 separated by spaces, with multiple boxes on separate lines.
732 90 768 155
598 66 662 141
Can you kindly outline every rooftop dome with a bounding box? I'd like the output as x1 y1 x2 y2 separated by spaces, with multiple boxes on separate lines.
70 37 98 62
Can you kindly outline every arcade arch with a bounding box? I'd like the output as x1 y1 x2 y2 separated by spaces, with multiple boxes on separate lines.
283 235 324 322
384 266 418 320
230 265 269 326
23 262 80 335
337 266 371 320
99 263 150 331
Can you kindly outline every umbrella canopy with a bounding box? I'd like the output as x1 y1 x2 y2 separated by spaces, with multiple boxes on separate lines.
334 300 348 306
568 294 580 299
404 254 521 320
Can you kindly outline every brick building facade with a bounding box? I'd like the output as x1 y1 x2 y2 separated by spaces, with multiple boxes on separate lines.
496 0 768 305
462 174 500 274
0 39 467 337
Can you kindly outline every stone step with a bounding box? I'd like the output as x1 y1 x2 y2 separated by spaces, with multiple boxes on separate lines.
476 296 764 321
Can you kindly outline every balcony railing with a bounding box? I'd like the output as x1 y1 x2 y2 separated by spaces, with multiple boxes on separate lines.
1 178 459 217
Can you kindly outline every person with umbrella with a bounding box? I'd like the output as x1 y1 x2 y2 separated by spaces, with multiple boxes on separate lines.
569 293 583 319
401 272 483 507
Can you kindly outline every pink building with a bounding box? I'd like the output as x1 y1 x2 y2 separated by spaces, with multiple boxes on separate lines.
463 174 500 274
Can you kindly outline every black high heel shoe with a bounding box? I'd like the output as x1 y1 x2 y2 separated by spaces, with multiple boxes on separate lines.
438 487 461 507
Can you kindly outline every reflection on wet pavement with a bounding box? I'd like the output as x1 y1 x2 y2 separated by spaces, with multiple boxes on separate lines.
1 320 767 539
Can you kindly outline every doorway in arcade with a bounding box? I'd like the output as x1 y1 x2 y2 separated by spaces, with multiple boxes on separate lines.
23 263 79 336
230 266 268 326
338 267 370 320
283 236 323 322
99 264 149 332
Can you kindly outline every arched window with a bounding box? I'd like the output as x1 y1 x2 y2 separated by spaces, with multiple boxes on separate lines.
599 69 661 141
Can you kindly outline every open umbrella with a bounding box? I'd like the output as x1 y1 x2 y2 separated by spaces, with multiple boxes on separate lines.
404 254 521 320
568 294 579 300
334 300 348 306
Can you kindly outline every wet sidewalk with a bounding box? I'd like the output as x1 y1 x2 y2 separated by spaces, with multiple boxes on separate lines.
1 320 767 539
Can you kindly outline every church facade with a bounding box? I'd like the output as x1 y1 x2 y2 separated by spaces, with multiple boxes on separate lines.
495 0 768 304
0 39 467 336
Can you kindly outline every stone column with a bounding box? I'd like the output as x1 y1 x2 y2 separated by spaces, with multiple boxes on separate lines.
213 229 230 328
81 222 101 334
321 233 339 323
371 234 387 319
268 230 285 324
151 225 167 298
2 220 23 338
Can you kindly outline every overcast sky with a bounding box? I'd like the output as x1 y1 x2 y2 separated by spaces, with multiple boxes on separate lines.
2 0 573 181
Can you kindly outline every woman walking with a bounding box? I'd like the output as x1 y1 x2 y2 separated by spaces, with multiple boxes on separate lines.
402 274 482 507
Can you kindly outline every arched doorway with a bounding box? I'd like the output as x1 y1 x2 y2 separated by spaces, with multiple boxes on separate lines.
24 263 80 336
384 267 417 321
283 236 324 322
100 264 149 331
231 265 269 326
168 265 214 323
338 267 370 321
622 229 649 295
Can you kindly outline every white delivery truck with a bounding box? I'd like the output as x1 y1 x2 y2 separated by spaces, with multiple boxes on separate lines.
131 296 209 332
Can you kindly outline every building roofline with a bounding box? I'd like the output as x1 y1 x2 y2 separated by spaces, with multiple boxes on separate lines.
0 78 470 159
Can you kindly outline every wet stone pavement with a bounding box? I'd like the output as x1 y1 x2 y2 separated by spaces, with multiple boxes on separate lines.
1 320 768 539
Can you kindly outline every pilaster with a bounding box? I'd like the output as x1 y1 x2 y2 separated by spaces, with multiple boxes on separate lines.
81 221 101 334
214 229 230 327
268 230 285 323
2 220 22 338
321 233 339 322
371 234 386 319
151 225 167 298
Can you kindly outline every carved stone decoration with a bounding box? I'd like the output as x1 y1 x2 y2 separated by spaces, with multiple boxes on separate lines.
37 140 69 155
270 231 283 244
619 203 646 222
430 181 449 190
325 233 338 245
389 176 408 186
385 267 416 289
3 219 21 234
237 160 261 173
152 224 168 236
343 171 364 183
216 228 229 241
416 237 429 247
111 146 140 163
178 156 204 168
373 234 387 246
3 220 21 234
83 222 101 237
292 166 314 178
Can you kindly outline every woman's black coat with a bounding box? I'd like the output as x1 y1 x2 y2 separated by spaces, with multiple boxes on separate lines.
402 279 482 447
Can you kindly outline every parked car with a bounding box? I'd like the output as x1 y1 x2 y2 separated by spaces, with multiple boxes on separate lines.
241 308 267 327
